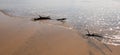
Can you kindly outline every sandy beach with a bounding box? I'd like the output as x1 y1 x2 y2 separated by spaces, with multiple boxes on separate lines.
0 11 120 55
0 11 89 55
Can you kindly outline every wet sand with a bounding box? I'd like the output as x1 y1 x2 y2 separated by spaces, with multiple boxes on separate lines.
0 11 120 55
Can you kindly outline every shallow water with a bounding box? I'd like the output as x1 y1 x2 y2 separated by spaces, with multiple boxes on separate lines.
0 0 120 46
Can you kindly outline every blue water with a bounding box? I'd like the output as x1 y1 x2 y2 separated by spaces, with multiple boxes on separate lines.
1 0 120 46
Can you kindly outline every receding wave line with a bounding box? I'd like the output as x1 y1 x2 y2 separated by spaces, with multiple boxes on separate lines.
0 9 25 18
0 9 15 17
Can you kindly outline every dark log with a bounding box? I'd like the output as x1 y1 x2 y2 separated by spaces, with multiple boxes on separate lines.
56 18 66 21
33 15 51 21
85 29 103 38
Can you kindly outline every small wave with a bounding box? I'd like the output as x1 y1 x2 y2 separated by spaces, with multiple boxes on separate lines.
0 9 31 18
0 9 14 17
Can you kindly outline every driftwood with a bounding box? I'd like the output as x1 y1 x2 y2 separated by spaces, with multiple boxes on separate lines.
56 18 66 21
85 29 103 38
33 15 67 23
85 29 112 53
33 15 66 22
56 18 66 23
33 15 51 21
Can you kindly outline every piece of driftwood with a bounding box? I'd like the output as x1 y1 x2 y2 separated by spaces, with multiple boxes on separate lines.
85 29 103 38
85 29 112 53
56 18 66 22
33 15 67 23
56 18 66 21
33 15 51 21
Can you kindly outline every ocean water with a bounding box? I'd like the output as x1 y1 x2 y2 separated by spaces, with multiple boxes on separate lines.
1 0 120 46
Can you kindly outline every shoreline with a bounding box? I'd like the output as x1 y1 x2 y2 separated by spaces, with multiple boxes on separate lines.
0 9 15 17
0 9 29 18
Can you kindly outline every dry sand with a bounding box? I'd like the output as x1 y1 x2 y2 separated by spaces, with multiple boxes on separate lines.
0 11 120 55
